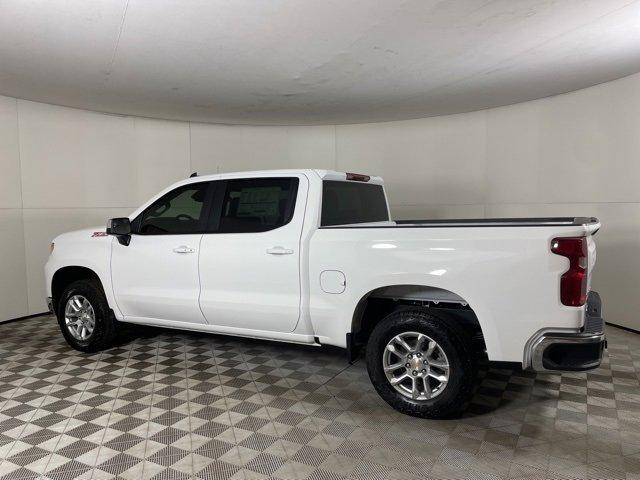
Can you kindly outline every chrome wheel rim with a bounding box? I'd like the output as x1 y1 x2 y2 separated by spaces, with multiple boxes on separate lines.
64 295 96 342
382 331 450 401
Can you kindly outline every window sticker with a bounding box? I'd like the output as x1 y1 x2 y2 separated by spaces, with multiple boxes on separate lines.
236 187 281 217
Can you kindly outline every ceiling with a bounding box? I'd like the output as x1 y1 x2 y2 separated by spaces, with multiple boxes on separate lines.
1 0 640 125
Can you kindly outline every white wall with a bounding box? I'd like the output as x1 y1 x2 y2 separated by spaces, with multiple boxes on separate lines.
1 72 639 331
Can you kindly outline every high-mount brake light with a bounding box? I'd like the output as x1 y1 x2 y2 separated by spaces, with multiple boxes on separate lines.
345 172 371 182
550 236 588 307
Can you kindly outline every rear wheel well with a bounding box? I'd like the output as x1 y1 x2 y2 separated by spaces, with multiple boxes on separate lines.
350 286 487 360
51 266 103 313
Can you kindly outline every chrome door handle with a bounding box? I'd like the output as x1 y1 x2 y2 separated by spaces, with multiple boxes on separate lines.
266 246 294 255
173 246 195 254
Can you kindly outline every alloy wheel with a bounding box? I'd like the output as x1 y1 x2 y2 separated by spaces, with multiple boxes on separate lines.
64 295 96 342
382 331 450 400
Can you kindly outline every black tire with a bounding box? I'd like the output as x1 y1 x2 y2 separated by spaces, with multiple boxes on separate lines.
366 308 476 419
56 279 118 353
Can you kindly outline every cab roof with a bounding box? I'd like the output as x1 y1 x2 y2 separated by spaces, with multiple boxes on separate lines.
179 169 384 185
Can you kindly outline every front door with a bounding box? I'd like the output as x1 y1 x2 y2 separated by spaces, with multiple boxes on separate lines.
199 175 306 332
111 181 212 324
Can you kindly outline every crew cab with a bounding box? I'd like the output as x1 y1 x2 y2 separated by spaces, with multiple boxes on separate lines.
45 169 605 418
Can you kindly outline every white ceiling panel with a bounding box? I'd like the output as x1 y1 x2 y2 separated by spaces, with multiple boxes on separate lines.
1 0 639 124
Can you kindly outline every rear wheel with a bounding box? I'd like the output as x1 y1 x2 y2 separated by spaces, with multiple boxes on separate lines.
366 308 476 418
56 279 118 352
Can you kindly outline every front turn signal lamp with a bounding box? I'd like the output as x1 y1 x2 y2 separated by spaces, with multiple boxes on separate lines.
50 242 55 254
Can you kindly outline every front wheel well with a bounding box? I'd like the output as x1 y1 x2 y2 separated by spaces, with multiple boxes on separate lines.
350 286 487 360
51 266 103 313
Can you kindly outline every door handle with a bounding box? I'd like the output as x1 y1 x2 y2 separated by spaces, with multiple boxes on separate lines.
266 246 294 255
173 246 195 254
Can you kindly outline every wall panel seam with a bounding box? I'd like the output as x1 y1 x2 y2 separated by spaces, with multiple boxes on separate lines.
188 121 193 173
16 98 29 317
483 109 489 218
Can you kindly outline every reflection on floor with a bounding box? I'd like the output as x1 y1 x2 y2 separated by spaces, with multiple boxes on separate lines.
0 315 639 479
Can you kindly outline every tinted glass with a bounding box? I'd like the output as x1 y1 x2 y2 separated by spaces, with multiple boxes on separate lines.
138 183 209 234
321 181 389 226
218 178 299 233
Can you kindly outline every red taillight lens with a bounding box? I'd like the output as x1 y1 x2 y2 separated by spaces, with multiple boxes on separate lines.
551 236 588 306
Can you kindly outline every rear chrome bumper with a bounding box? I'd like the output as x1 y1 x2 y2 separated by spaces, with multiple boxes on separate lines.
524 291 606 372
527 331 605 372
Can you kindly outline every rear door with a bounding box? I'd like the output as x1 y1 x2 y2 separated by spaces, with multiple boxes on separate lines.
199 175 307 332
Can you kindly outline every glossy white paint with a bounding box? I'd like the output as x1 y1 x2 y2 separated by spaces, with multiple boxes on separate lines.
111 234 206 324
23 207 130 315
199 173 309 332
45 169 598 364
320 271 346 294
44 227 116 315
309 223 593 361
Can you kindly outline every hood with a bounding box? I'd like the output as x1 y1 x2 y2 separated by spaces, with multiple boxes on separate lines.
53 226 109 243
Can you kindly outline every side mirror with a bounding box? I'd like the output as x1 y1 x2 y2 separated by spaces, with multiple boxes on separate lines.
107 217 131 235
107 218 132 245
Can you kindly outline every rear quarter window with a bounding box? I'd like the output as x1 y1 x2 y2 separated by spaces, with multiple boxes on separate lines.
321 181 389 226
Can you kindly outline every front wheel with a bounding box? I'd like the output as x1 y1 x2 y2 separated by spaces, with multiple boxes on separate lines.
56 279 118 352
366 308 477 419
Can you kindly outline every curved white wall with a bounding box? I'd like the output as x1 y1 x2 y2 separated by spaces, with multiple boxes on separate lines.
1 72 639 331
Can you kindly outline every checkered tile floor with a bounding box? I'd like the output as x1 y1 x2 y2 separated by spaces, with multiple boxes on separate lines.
0 316 639 479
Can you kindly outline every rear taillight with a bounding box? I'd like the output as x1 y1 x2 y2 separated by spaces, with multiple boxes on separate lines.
551 236 588 306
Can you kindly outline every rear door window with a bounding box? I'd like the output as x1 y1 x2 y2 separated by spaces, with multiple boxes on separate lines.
217 177 299 233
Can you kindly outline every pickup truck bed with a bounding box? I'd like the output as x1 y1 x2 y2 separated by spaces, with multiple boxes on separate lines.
330 216 600 227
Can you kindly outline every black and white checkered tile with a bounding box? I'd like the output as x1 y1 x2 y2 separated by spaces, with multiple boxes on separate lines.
0 316 639 479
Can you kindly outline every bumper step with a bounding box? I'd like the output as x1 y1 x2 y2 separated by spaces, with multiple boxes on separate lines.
525 291 606 372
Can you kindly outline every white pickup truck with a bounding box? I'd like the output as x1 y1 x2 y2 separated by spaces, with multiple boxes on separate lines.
45 169 605 418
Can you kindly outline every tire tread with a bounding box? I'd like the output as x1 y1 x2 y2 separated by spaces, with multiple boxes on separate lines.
56 279 118 352
365 308 477 419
